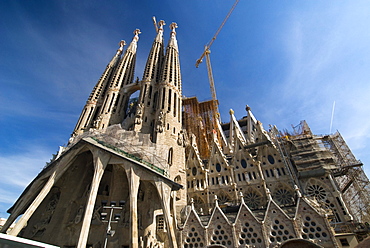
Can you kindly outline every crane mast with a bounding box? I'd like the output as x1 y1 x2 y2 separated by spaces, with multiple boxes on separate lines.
196 0 239 122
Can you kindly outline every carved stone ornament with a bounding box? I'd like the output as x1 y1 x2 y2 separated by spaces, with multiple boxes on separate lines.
156 111 165 133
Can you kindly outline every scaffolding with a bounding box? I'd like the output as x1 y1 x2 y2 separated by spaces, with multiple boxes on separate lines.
183 97 220 159
277 121 370 223
322 132 370 223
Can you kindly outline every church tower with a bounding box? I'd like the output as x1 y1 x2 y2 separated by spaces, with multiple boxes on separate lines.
72 40 126 136
3 17 370 248
134 20 165 135
72 29 140 136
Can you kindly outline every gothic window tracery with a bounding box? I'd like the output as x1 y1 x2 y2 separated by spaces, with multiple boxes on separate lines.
244 190 263 210
301 214 329 240
184 226 204 248
217 192 231 205
306 184 327 201
210 224 232 247
305 181 343 222
238 221 264 246
269 219 294 244
273 188 294 206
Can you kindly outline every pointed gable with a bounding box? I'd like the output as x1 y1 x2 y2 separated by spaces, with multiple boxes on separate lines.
208 137 233 189
295 197 338 246
206 202 234 247
264 199 297 246
187 139 207 194
234 202 266 247
182 206 207 248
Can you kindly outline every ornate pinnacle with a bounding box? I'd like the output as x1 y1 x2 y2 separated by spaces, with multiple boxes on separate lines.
131 29 141 43
158 20 166 30
170 22 178 33
119 40 126 47
116 40 126 55
133 29 141 36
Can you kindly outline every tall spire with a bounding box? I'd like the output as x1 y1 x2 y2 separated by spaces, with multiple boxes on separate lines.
153 23 182 144
109 29 140 89
160 22 181 89
134 20 166 135
142 20 165 82
95 29 140 129
72 41 125 136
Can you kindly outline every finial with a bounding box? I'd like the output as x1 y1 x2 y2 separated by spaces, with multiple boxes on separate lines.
130 29 141 44
229 109 234 115
170 22 178 33
294 185 302 198
199 208 204 215
116 40 126 55
190 198 195 210
119 40 126 47
214 195 219 207
266 188 272 201
133 29 141 36
158 20 166 30
246 105 251 111
239 191 245 204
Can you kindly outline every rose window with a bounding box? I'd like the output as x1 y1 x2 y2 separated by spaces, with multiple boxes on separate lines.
244 191 262 209
218 194 230 205
274 188 294 205
306 184 327 201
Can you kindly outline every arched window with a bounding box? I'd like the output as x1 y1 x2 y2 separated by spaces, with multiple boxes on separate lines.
215 163 221 172
168 148 173 166
241 159 247 168
268 154 275 164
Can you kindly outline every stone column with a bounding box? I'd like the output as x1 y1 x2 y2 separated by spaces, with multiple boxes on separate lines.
8 171 57 236
126 167 140 248
2 146 82 234
155 181 178 248
77 150 110 248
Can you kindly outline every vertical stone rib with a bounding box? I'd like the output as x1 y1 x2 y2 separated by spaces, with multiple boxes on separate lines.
95 29 140 129
142 20 165 83
110 30 140 89
8 171 57 236
77 150 110 248
160 22 181 91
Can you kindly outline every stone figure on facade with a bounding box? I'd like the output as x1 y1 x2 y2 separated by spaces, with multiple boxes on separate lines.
135 103 143 124
156 111 164 133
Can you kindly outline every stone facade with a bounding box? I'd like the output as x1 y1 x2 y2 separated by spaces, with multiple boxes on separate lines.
2 19 369 248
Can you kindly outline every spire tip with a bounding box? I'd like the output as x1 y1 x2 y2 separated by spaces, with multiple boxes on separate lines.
119 40 126 47
170 22 178 31
134 29 141 36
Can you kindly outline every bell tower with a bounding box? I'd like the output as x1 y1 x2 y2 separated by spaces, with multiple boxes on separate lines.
72 40 125 136
72 29 140 136
153 22 185 181
134 20 166 136
154 22 182 145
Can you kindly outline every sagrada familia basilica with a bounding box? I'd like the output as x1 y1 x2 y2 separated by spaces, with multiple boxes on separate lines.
2 20 370 248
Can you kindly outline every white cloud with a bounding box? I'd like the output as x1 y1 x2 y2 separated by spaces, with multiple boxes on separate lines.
0 145 53 207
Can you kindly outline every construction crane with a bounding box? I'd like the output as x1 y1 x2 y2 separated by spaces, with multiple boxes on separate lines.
195 0 239 122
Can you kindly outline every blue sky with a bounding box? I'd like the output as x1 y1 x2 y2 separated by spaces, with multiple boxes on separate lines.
1 0 370 218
